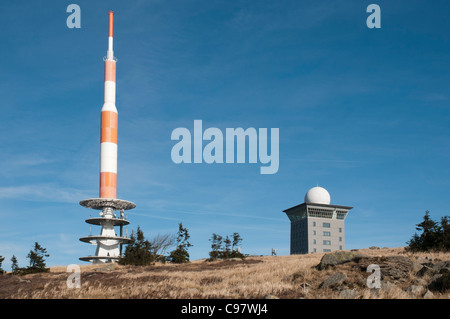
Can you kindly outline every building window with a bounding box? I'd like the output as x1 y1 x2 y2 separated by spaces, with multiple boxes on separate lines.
313 239 316 244
308 208 334 219
339 245 343 250
323 240 331 245
323 231 331 236
313 230 316 235
323 249 331 252
336 212 347 220
323 222 330 228
339 237 342 242
313 248 317 252
313 221 316 227
339 228 342 233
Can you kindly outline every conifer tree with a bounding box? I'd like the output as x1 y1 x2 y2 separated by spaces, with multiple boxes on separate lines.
223 236 232 258
230 232 244 258
119 226 155 265
232 232 243 250
169 223 193 263
209 233 223 259
439 216 450 251
407 211 449 252
11 255 19 274
0 256 4 274
25 242 50 273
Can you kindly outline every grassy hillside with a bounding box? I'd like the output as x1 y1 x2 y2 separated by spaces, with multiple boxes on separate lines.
1 247 449 299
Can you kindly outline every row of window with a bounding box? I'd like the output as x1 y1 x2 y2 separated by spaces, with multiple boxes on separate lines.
312 221 343 232
313 230 342 236
312 221 331 228
312 239 342 245
314 247 343 253
308 208 348 220
308 209 333 218
312 230 343 239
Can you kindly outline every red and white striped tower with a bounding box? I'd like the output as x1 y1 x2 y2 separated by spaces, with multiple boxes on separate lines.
79 11 136 264
100 11 118 200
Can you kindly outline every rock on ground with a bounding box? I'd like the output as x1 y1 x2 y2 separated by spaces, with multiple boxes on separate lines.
358 256 414 280
406 285 425 295
319 272 347 289
417 261 450 277
317 251 366 270
428 273 450 292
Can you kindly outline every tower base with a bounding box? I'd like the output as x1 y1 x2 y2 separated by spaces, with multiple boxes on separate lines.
80 198 135 263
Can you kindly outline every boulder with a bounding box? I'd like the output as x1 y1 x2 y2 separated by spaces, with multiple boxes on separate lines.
428 272 450 292
412 262 423 273
433 261 450 274
383 256 414 276
417 261 450 277
359 256 413 280
316 251 366 270
319 272 347 289
416 264 434 277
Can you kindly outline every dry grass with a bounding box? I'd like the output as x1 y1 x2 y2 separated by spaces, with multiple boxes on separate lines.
1 247 449 299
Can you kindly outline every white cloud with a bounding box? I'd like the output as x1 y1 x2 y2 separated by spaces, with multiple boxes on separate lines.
0 184 92 204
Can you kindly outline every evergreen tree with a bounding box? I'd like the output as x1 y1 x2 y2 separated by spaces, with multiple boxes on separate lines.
230 232 245 258
439 216 450 250
25 242 50 273
407 233 421 252
119 226 155 266
232 232 243 250
407 211 449 252
168 223 193 263
418 211 440 250
0 255 4 274
223 236 232 258
209 233 223 260
11 255 19 274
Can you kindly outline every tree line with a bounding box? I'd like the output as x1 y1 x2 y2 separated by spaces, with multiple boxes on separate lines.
407 211 450 252
120 223 245 266
208 232 245 260
120 222 194 265
0 223 246 272
0 242 50 275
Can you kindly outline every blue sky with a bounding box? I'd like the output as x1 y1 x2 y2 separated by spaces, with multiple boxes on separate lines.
0 0 449 269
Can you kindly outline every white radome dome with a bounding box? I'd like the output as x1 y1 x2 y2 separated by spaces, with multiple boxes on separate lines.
304 186 331 205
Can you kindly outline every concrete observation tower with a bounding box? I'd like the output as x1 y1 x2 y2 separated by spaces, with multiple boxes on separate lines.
79 11 136 263
283 187 353 254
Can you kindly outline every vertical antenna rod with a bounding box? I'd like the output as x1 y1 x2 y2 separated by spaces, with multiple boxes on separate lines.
107 11 114 60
